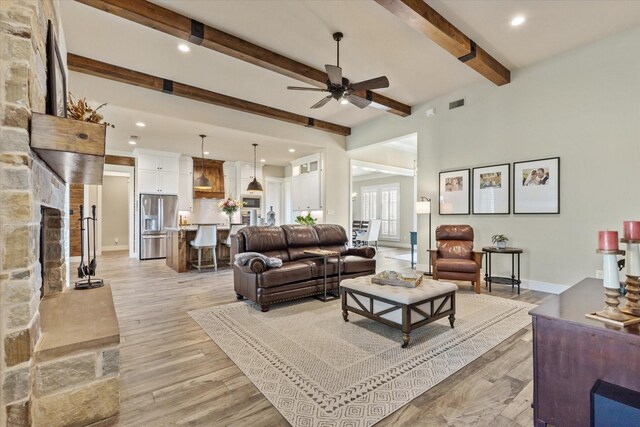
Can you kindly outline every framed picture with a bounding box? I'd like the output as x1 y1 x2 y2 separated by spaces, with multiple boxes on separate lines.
439 168 470 215
46 20 67 117
513 157 560 214
472 163 510 214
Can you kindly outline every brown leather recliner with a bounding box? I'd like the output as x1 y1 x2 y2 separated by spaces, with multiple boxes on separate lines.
233 224 376 312
429 225 484 294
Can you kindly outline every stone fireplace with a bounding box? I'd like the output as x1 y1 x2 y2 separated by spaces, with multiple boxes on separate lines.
39 207 65 298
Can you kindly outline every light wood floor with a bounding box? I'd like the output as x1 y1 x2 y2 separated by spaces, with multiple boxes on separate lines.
97 247 551 426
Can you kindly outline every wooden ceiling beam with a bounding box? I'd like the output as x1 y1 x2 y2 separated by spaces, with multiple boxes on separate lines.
68 54 351 136
74 0 412 117
375 0 510 86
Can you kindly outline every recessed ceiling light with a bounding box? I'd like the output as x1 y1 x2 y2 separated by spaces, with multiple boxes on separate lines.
203 151 209 155
260 159 266 162
135 121 146 127
289 148 296 152
128 135 139 145
178 43 190 52
511 16 525 26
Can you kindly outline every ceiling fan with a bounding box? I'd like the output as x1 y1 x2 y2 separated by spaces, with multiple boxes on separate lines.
287 32 390 109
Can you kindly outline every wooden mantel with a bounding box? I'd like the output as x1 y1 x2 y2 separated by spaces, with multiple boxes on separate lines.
30 112 107 185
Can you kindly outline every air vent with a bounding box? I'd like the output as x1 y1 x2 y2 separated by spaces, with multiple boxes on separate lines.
449 98 465 110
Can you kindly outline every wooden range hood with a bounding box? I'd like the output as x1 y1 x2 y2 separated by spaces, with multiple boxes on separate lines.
192 157 224 199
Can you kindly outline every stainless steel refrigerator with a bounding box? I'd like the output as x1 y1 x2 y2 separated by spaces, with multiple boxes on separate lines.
139 194 178 260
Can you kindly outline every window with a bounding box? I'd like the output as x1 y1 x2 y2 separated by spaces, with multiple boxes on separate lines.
361 183 400 241
361 188 377 221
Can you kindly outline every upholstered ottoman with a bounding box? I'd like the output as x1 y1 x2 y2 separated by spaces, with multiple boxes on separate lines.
341 276 458 348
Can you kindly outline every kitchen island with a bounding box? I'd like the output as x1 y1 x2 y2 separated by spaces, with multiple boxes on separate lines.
166 226 230 272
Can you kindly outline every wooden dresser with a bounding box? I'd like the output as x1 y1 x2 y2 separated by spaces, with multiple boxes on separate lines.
530 278 640 426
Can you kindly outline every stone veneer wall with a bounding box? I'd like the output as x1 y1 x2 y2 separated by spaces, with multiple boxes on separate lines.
0 0 68 425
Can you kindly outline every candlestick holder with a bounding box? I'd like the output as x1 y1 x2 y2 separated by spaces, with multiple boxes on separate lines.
586 249 640 327
620 239 640 317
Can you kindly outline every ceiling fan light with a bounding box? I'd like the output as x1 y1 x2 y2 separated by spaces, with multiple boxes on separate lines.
194 175 212 190
340 97 349 105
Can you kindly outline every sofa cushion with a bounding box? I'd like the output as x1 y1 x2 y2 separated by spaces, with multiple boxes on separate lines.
435 224 474 241
342 255 376 274
437 240 473 259
281 225 320 246
239 226 288 253
257 261 313 288
299 258 342 277
314 224 348 245
436 258 478 273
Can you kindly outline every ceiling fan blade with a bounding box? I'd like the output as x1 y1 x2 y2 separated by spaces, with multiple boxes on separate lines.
346 95 372 109
311 95 332 109
287 86 326 92
325 64 343 86
350 76 389 92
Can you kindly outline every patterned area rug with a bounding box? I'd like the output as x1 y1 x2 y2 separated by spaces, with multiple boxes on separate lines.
189 294 534 427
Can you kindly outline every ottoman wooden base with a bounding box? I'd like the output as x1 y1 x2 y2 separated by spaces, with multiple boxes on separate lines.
341 277 457 348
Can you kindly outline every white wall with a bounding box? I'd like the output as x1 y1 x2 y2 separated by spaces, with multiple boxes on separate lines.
348 27 640 289
101 176 129 250
323 144 350 226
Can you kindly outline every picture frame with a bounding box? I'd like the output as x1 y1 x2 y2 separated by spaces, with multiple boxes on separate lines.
46 20 67 118
472 163 510 214
439 168 470 215
513 157 560 214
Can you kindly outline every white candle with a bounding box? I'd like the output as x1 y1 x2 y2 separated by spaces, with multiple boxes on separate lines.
603 253 620 289
626 243 640 277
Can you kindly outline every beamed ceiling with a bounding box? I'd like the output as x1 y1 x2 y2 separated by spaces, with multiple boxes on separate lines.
61 0 640 164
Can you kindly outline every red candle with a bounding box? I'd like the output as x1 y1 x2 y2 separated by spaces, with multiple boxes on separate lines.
624 221 640 240
598 231 618 251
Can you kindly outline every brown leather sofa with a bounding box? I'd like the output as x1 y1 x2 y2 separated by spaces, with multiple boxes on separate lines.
429 224 484 294
233 224 376 311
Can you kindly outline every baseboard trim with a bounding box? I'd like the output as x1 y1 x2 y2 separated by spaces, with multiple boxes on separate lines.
416 263 430 273
379 242 411 249
413 266 569 295
102 245 129 252
520 279 570 295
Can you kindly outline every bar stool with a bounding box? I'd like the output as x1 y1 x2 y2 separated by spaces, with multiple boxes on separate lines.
190 225 217 272
221 223 246 264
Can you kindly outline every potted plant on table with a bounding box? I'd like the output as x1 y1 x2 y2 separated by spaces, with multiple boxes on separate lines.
492 234 509 250
219 198 245 225
295 213 317 226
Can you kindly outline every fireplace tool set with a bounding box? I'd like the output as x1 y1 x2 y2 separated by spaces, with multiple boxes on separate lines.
75 204 103 289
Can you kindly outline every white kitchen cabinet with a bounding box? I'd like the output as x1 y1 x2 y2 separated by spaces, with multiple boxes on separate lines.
238 161 263 195
291 171 321 211
138 171 179 194
178 155 193 211
159 172 179 194
158 156 179 173
138 170 159 194
223 162 237 199
138 153 179 173
135 149 181 195
291 154 322 211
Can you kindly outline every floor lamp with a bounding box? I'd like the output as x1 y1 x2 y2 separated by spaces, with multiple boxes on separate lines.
416 197 432 276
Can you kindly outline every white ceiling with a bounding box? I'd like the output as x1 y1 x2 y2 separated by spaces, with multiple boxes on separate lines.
60 0 640 164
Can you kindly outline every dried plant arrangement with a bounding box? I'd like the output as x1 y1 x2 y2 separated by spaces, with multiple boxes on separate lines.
67 92 115 127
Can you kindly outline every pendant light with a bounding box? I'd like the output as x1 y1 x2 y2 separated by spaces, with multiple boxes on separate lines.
246 143 263 192
193 134 212 190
